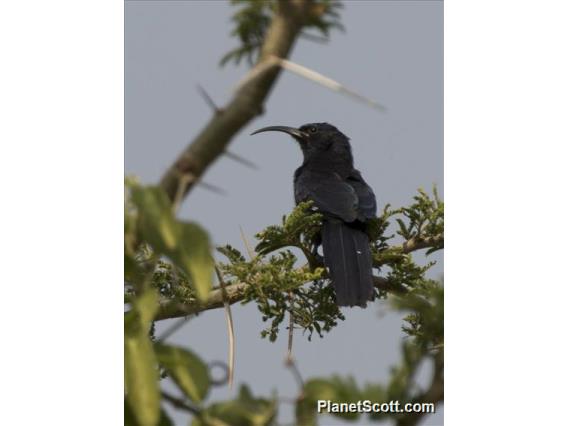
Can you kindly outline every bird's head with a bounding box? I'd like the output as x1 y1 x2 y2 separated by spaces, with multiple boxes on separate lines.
251 122 352 163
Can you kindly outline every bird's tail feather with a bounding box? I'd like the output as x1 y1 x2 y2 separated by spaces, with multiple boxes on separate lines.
321 220 374 307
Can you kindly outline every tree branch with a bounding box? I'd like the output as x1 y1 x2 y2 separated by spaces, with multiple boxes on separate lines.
159 0 311 202
401 233 444 253
161 391 201 416
154 234 442 321
373 233 444 266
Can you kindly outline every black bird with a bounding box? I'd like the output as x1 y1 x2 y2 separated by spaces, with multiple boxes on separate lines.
251 123 377 307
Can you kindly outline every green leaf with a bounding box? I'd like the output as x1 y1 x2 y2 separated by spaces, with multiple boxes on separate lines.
177 222 214 301
125 400 173 426
304 379 340 401
125 398 137 426
125 253 144 285
217 244 246 264
302 377 362 421
362 384 388 421
194 385 276 426
130 185 213 301
295 397 317 426
131 186 178 253
396 218 409 239
124 332 159 421
125 289 160 426
158 408 174 426
133 287 160 331
155 344 210 403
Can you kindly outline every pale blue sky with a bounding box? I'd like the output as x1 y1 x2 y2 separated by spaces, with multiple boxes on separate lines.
125 1 443 424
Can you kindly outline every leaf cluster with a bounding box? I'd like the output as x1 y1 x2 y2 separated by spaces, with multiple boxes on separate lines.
218 242 342 342
372 188 443 274
124 181 444 426
188 276 444 426
192 385 276 426
296 281 444 425
125 284 213 426
216 188 444 343
125 180 217 425
125 179 214 301
220 0 344 67
394 278 444 351
396 187 444 255
255 201 323 267
218 202 344 342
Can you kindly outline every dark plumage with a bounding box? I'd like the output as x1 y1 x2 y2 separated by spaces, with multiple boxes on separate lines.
251 123 377 307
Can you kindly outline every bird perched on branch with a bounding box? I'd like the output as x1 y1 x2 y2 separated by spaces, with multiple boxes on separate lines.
251 123 377 307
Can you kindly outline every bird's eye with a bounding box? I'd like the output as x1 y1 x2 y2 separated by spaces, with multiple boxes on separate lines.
309 126 317 133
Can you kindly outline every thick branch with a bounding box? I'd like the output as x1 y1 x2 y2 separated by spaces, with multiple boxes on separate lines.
156 275 404 322
155 235 442 321
156 280 249 321
160 0 311 202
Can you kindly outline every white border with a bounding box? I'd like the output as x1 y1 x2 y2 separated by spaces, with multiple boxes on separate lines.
0 0 123 424
1 0 568 424
446 0 568 424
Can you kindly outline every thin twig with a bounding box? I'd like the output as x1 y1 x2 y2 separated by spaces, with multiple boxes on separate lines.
161 391 201 416
284 290 302 391
286 292 295 363
157 315 192 342
285 353 305 392
215 265 235 389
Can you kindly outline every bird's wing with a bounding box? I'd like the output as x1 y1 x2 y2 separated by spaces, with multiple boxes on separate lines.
295 170 359 223
347 169 377 221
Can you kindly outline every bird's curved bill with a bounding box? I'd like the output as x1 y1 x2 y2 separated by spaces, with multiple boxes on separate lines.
250 126 308 140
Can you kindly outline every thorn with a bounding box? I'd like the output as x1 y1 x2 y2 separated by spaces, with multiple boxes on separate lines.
273 55 388 113
196 180 227 196
299 31 330 44
233 57 280 93
196 84 221 114
239 226 256 260
172 173 195 213
215 266 235 390
224 150 259 170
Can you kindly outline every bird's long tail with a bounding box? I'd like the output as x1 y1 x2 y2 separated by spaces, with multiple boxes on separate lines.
321 220 374 307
